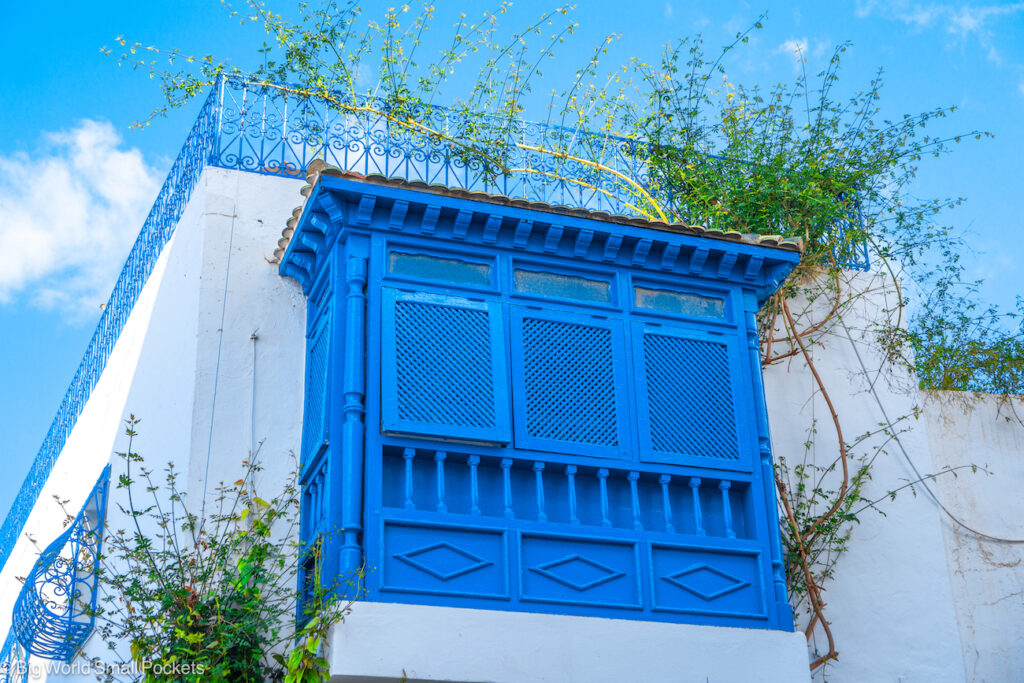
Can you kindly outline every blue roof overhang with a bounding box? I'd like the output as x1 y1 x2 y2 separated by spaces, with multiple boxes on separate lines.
279 172 801 304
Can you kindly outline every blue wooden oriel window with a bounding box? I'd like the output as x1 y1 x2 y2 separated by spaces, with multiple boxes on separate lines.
282 173 800 631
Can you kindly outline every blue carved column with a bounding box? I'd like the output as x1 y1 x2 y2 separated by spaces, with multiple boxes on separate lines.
340 255 367 580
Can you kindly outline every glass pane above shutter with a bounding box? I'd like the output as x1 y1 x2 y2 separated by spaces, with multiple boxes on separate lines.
514 268 612 303
382 288 511 443
633 285 726 320
388 251 492 287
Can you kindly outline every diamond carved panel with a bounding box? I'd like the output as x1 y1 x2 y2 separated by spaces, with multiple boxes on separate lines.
661 563 749 601
393 542 493 581
530 554 626 592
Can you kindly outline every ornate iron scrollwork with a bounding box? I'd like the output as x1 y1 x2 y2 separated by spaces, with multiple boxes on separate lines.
11 467 110 662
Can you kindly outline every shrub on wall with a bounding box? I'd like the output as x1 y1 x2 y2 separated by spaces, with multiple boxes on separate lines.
91 418 358 683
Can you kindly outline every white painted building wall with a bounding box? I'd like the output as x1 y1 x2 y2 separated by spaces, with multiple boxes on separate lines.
926 391 1024 683
0 168 307 681
763 270 969 683
1 167 1020 683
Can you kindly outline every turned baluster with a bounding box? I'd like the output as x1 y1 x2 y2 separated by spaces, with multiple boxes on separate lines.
566 465 579 526
402 448 416 510
501 458 514 519
534 462 547 522
598 468 611 528
690 477 705 536
468 455 481 516
628 472 643 530
720 480 735 538
659 474 674 533
434 451 447 513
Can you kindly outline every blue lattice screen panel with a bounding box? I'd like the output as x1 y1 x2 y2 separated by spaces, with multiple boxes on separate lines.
523 319 617 444
301 309 331 462
382 289 511 443
513 310 628 458
637 328 743 469
396 302 494 426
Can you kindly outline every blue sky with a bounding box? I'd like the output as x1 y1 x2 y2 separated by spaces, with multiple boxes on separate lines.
1 1 1022 520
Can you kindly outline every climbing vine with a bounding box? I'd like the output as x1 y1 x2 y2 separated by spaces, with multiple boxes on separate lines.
108 2 1022 676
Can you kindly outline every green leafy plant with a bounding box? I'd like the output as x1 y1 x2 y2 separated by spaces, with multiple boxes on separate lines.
91 417 357 682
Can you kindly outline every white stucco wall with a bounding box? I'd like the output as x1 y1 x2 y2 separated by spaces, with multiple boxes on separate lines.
3 168 1020 683
763 270 967 682
925 391 1024 683
183 168 307 504
327 602 810 683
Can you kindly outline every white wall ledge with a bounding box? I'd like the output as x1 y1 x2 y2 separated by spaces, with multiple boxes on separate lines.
328 601 811 683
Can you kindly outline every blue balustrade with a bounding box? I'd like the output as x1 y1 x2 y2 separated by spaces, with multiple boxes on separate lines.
0 632 29 683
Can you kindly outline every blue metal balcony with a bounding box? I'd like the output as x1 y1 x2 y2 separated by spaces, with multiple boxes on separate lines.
8 468 110 663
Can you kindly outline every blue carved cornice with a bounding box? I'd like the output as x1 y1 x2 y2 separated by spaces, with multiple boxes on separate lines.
280 166 802 300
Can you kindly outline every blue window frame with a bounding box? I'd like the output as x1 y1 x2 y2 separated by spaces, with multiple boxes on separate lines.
632 321 751 472
509 306 631 459
381 288 512 443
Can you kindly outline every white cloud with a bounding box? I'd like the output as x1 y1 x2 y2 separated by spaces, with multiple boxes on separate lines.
855 2 1024 63
664 2 673 20
855 0 878 19
777 37 809 73
0 120 161 318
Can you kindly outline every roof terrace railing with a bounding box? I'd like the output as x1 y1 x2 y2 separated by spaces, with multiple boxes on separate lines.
0 76 868 572
211 77 657 215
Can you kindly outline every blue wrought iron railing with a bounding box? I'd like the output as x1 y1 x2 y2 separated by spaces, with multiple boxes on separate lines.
11 467 110 661
0 75 868 572
211 77 656 214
